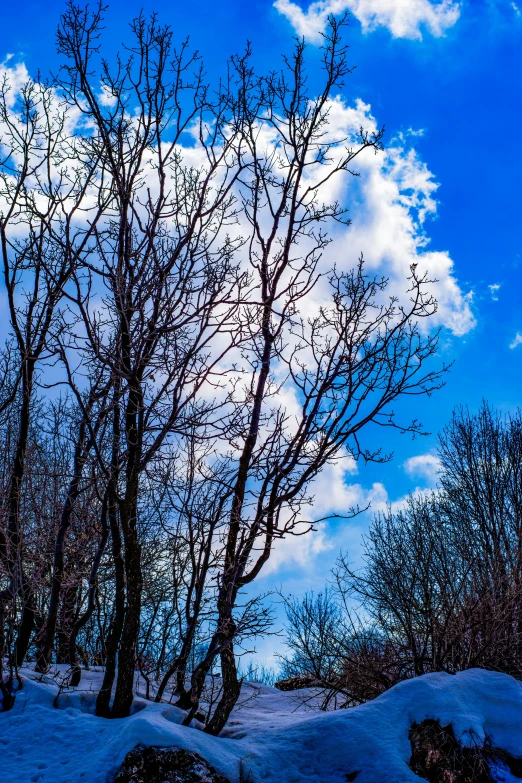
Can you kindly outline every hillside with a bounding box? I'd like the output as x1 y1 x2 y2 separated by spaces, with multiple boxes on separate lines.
2 668 522 782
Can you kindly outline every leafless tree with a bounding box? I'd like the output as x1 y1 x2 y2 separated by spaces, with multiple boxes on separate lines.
179 20 444 732
282 403 522 708
0 4 445 729
34 377 111 673
52 1 249 717
151 435 230 704
0 68 102 672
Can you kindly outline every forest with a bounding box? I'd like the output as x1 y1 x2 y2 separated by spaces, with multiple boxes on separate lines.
0 3 521 782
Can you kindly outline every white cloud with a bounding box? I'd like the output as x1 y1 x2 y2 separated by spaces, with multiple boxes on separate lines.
309 98 475 335
260 521 334 576
510 332 522 350
489 283 501 301
512 2 521 18
403 452 441 484
260 456 388 577
274 0 460 42
260 448 444 579
0 57 30 109
98 85 118 108
0 61 475 341
311 457 386 518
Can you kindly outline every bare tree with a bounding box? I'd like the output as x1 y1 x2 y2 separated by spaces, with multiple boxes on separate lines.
34 376 111 672
0 69 101 669
152 435 230 704
336 493 467 678
53 2 249 717
0 5 445 730
283 402 522 708
278 590 406 708
180 19 444 733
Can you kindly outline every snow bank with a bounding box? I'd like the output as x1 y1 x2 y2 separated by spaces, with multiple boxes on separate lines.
2 668 522 782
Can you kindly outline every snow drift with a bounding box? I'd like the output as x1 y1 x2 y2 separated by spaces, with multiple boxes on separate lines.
2 668 522 782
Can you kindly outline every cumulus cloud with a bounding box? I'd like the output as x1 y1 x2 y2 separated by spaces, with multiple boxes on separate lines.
403 452 441 484
260 521 335 576
0 56 30 107
310 456 387 517
274 0 460 42
0 60 475 340
510 332 522 350
307 98 475 335
261 455 388 577
261 447 444 578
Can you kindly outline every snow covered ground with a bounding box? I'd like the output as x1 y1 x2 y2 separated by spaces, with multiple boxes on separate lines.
2 667 522 782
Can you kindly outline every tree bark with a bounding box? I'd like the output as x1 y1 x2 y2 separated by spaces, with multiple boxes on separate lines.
95 487 125 716
7 359 36 666
204 643 241 735
69 496 109 687
35 417 89 671
110 520 142 717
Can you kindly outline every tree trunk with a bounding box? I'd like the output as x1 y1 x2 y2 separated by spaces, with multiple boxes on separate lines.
56 585 78 664
36 418 89 671
69 497 109 687
109 375 144 718
95 485 125 717
204 642 241 735
155 623 198 704
15 576 37 666
8 360 36 666
110 520 142 718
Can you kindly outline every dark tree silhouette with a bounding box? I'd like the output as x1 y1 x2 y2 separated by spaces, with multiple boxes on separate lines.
0 4 444 727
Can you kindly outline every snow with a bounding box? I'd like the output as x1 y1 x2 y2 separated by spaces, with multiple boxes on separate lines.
2 668 522 782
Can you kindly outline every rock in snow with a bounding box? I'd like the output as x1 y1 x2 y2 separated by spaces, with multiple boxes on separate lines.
409 718 522 782
2 667 522 782
113 745 231 783
273 675 322 691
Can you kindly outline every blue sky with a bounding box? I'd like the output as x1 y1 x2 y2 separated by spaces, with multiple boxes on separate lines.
2 0 521 660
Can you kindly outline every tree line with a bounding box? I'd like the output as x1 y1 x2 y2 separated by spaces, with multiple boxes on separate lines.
280 402 522 709
0 3 443 730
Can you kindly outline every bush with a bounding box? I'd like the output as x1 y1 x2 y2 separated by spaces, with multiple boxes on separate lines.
281 403 522 706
